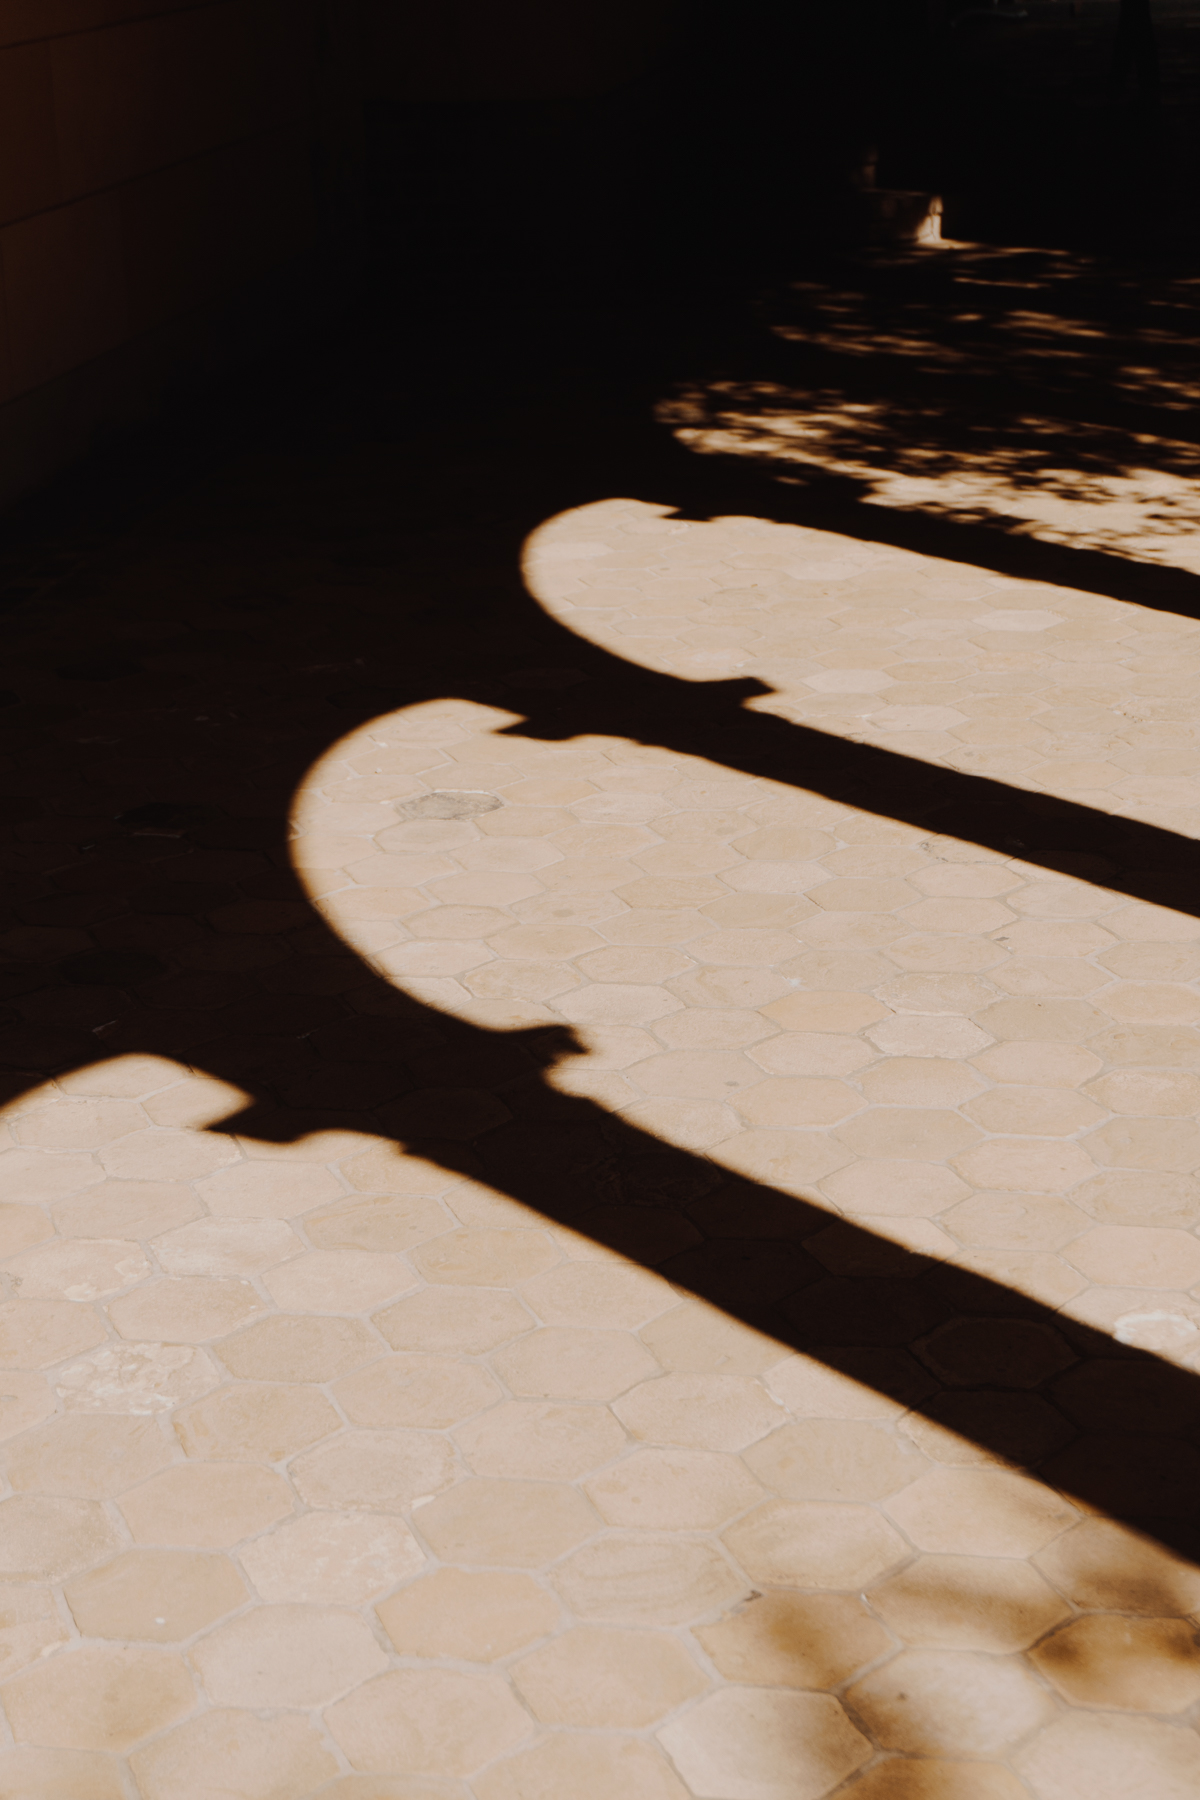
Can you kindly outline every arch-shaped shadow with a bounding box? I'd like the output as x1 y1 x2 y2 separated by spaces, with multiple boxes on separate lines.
5 248 1200 1577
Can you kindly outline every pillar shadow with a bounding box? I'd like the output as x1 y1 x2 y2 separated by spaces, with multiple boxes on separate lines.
4 245 1200 1570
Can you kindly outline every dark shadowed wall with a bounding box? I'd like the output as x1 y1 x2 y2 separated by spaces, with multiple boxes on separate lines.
0 0 362 506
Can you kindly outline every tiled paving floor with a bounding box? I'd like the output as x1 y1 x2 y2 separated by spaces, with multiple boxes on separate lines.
2 247 1200 1798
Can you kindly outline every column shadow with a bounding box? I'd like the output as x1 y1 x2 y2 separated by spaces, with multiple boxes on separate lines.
4 243 1200 1574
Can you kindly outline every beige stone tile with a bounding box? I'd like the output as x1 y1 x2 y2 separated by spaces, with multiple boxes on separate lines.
812 878 921 914
735 1075 862 1128
953 1138 1098 1193
620 1095 742 1148
0 1298 108 1370
512 1626 705 1727
910 864 1021 898
724 1498 907 1589
995 919 1116 958
1064 1224 1200 1287
130 1709 338 1800
291 1428 455 1512
1087 1067 1200 1115
744 1419 928 1502
1099 981 1200 1023
1099 941 1200 981
142 1078 252 1132
760 989 891 1032
1086 1114 1200 1171
0 1493 121 1582
836 1108 980 1163
174 1381 339 1460
324 1667 532 1776
63 1549 247 1642
585 1446 763 1528
1031 1613 1200 1711
630 1049 761 1098
53 1179 201 1240
613 1373 784 1452
1014 1711 1200 1800
886 934 1007 974
658 1689 871 1800
411 1229 560 1287
3 1412 175 1498
195 1158 343 1218
868 1553 1070 1650
97 1129 239 1182
859 1059 985 1108
734 823 837 861
575 946 694 983
240 1510 424 1603
1057 1283 1200 1350
821 1158 970 1217
1089 1023 1200 1069
941 1192 1089 1252
847 1648 1054 1759
55 1342 219 1417
765 1353 914 1420
714 1127 851 1194
378 1567 558 1660
521 1261 677 1329
1034 1516 1200 1615
555 1532 748 1624
2 1643 195 1751
334 1353 499 1429
0 1583 66 1680
217 1315 380 1383
14 1101 147 1151
491 1327 660 1401
342 1144 467 1196
550 1023 662 1066
972 997 1105 1041
109 1276 266 1343
429 871 544 906
599 908 712 946
474 1734 689 1800
374 1285 533 1352
555 983 684 1026
433 1189 542 1240
885 1467 1077 1556
640 1301 785 1376
749 1032 877 1077
696 1590 891 1688
416 1477 598 1567
1072 1169 1200 1229
0 1149 103 1204
153 1216 301 1277
865 1014 993 1057
668 965 790 1008
118 1460 293 1547
193 1603 388 1706
543 1065 636 1108
963 1086 1105 1134
988 955 1107 999
305 1192 452 1252
454 1398 625 1480
304 1778 462 1800
463 960 582 1004
262 1248 414 1312
0 1206 53 1259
